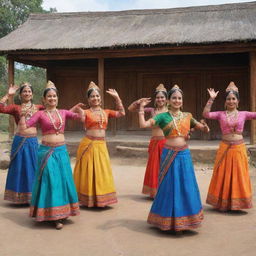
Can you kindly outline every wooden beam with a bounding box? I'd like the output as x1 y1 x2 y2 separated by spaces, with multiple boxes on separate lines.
7 57 15 139
98 58 104 107
6 42 256 62
250 52 256 144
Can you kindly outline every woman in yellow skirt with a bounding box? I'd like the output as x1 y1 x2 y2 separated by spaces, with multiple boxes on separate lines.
203 82 255 211
73 82 125 207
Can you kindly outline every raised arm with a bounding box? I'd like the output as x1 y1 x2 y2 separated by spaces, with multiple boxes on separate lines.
203 88 219 118
138 98 155 128
106 89 125 117
0 84 19 105
128 98 151 112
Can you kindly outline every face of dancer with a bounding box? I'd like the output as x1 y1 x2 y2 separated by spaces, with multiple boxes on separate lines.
155 91 167 108
169 91 183 111
20 86 33 103
88 90 101 107
225 93 239 111
44 89 58 108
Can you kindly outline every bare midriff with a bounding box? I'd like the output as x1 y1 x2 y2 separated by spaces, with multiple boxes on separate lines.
86 129 106 138
151 127 164 137
222 133 243 142
16 124 37 136
165 136 187 147
42 133 65 144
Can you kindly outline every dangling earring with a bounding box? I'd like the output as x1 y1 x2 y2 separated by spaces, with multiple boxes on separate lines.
224 102 227 110
236 102 239 109
154 100 157 108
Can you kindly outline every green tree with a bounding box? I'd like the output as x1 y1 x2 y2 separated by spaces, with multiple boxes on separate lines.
0 0 56 131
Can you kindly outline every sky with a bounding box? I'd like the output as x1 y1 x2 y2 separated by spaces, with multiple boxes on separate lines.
42 0 255 12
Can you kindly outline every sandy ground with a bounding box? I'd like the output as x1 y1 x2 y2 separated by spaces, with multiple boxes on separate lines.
0 156 256 256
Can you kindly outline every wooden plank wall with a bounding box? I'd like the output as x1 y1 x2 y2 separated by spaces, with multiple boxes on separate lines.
46 53 249 139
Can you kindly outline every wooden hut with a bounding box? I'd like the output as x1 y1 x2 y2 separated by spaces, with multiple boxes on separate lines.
0 1 256 141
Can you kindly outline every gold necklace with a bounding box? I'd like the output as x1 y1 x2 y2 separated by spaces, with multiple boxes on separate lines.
45 109 63 135
169 111 183 136
90 107 105 128
225 110 238 134
21 102 36 121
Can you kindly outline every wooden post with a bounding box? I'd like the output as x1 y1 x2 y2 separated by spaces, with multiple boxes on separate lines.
98 58 104 107
8 57 15 139
250 52 256 144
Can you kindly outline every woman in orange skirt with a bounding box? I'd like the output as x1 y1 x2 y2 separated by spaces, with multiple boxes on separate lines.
128 84 168 198
203 81 255 211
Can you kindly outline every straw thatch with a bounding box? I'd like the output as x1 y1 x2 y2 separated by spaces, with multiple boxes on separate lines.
0 1 256 53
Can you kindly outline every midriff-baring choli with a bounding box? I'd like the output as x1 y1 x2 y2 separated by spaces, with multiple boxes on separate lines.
26 109 80 135
203 111 256 135
0 103 44 125
84 109 119 130
153 112 198 139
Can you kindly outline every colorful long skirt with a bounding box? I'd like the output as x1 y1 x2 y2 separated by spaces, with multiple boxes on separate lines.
73 136 117 207
4 134 38 204
147 145 203 231
30 144 80 221
142 136 166 198
206 140 252 211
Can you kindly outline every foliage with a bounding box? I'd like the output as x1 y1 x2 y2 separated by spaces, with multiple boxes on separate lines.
0 0 56 131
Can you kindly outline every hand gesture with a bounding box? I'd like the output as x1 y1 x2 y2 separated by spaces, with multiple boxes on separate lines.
207 88 219 100
8 84 19 96
139 98 151 107
200 119 210 133
106 89 119 99
136 97 151 105
75 103 87 109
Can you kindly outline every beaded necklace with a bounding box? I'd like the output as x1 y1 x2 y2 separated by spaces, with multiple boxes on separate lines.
21 102 36 121
169 111 183 136
225 109 238 134
90 107 106 129
45 109 63 135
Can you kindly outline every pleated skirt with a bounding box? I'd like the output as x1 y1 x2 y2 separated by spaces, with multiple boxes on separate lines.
142 136 166 198
30 144 80 221
4 135 38 204
73 136 117 207
206 141 252 211
147 146 203 231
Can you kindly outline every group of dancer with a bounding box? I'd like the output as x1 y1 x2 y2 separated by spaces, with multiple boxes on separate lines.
0 79 254 232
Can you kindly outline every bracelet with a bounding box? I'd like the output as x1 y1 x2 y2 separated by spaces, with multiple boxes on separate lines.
139 111 145 114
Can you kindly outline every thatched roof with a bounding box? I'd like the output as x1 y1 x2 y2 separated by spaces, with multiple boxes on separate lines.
0 1 256 53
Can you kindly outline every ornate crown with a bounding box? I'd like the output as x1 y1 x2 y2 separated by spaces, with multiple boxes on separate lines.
155 83 167 93
226 81 238 93
21 82 32 87
45 80 56 89
171 84 180 90
87 81 100 92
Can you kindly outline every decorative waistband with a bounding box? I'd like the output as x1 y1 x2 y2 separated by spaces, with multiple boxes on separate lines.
15 133 37 138
41 141 66 147
86 135 105 141
163 144 188 151
151 136 165 140
222 139 244 145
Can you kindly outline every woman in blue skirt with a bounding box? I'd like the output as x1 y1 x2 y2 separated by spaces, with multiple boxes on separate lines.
0 83 44 204
138 85 209 232
21 81 84 229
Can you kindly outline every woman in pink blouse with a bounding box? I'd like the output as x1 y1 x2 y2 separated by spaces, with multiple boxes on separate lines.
203 81 255 211
21 81 84 229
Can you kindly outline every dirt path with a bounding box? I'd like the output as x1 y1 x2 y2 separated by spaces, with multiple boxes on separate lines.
0 158 256 256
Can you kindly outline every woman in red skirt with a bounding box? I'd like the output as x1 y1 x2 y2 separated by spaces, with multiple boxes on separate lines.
128 84 168 198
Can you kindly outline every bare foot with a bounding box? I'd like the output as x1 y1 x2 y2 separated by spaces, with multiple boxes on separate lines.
55 221 63 230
